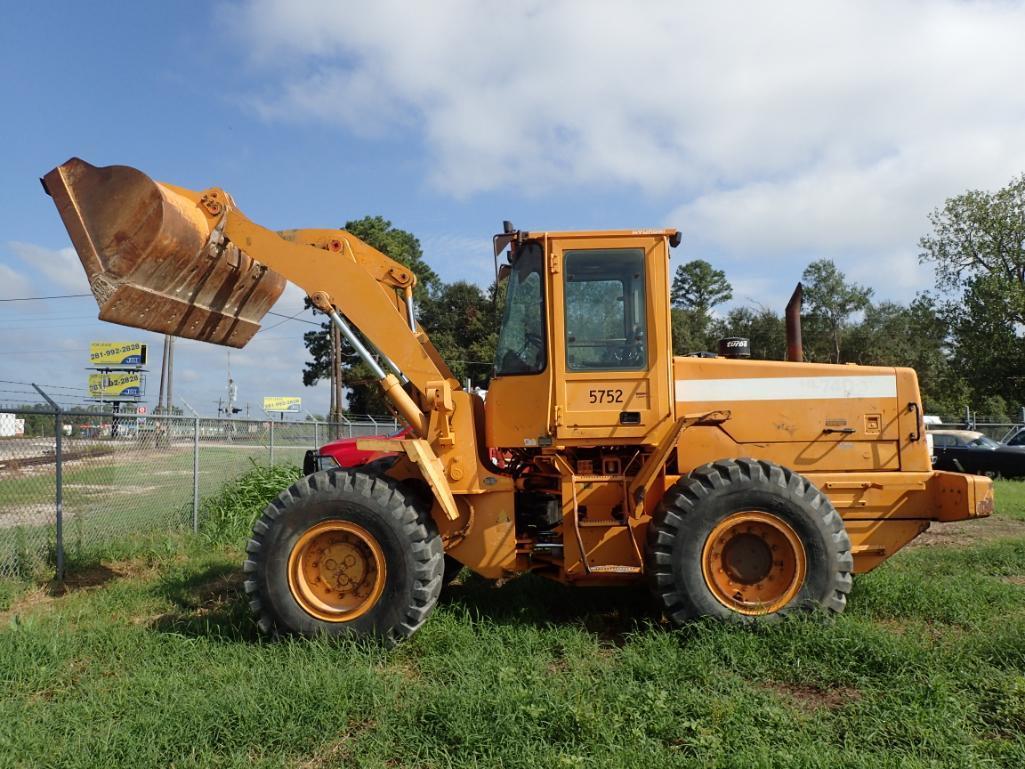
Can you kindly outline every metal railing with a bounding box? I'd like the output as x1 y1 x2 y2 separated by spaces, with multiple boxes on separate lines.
0 395 398 580
928 410 1025 442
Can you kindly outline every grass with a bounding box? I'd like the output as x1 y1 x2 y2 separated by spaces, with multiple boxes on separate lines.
0 443 307 577
198 462 303 543
1 479 1025 767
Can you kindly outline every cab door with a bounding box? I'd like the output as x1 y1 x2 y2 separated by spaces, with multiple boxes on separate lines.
551 235 673 443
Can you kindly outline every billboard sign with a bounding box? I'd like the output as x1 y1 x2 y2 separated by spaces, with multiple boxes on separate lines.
263 396 302 413
88 372 143 399
90 341 148 367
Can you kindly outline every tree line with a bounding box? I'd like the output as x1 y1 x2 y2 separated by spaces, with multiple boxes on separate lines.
305 174 1025 420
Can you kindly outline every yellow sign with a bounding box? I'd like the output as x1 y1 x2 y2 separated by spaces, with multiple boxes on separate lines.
263 396 302 413
88 372 143 399
90 341 147 366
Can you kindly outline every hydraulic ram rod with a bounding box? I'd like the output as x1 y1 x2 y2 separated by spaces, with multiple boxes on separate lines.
327 310 427 436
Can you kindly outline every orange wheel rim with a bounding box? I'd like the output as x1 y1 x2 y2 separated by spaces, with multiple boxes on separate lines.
287 521 386 622
700 511 806 615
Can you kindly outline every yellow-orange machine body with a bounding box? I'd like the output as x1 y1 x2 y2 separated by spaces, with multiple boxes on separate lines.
42 158 992 639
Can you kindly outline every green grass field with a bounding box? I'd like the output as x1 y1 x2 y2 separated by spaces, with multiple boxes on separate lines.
2 478 1025 768
0 443 307 577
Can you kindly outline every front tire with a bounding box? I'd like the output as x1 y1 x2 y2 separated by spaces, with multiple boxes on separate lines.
244 469 444 644
647 459 853 624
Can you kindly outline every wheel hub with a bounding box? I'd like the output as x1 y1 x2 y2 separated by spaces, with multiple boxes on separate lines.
701 511 806 615
287 521 386 622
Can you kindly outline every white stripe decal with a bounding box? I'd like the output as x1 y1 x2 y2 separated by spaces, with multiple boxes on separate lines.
676 375 897 402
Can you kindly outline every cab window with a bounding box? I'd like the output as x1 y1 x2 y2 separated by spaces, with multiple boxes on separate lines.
563 248 647 371
494 242 546 375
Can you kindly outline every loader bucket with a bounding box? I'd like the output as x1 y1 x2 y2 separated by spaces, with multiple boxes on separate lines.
41 158 286 347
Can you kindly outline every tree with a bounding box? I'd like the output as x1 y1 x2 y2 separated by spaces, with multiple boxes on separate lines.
800 259 872 364
843 295 968 414
919 174 1025 412
919 174 1025 324
669 260 733 354
711 306 787 361
947 274 1025 411
671 259 732 315
418 281 498 389
670 308 713 356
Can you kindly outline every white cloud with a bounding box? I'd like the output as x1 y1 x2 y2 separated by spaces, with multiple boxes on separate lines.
230 0 1025 301
8 241 91 293
0 263 33 300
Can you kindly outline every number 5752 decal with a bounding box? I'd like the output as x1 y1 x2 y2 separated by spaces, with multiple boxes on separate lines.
588 388 623 404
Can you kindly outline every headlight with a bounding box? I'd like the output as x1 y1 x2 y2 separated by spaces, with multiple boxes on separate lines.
317 455 340 471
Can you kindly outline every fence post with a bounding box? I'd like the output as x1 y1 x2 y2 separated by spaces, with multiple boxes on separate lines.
193 416 200 533
32 384 63 582
314 421 320 450
269 420 275 465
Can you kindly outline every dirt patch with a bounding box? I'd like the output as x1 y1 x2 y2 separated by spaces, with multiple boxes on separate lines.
873 617 964 642
908 516 1025 549
65 484 159 495
291 720 374 769
0 558 159 622
0 503 59 529
1 585 52 621
1002 575 1025 586
186 571 244 609
59 564 122 592
763 681 861 711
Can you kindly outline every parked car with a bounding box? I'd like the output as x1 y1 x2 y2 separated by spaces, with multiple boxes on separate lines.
1003 426 1025 448
303 426 413 475
930 429 1025 478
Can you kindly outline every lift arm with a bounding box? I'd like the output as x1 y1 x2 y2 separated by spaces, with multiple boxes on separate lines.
43 158 460 437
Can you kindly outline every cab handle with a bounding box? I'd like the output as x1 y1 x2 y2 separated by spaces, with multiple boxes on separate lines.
908 402 922 442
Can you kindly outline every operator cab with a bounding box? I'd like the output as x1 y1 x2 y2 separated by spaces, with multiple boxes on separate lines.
486 226 679 449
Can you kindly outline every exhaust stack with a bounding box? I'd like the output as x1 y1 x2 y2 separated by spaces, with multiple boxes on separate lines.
41 158 285 348
785 282 803 362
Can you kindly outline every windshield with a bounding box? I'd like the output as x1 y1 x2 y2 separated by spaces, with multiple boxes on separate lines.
968 436 1000 449
494 242 546 375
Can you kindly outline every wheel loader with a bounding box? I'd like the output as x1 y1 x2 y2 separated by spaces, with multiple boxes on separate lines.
42 158 994 643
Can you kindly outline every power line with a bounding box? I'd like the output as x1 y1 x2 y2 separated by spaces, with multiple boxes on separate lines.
261 308 313 332
265 309 321 327
0 293 92 302
0 379 88 392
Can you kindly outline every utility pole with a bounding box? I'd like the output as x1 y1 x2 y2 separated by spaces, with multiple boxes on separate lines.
226 350 238 417
166 336 175 414
156 334 170 413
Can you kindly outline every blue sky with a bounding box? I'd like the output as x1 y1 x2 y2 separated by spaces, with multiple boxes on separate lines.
3 1 1025 416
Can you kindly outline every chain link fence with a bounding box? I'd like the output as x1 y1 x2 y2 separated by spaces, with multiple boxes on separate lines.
0 401 399 579
928 408 1025 442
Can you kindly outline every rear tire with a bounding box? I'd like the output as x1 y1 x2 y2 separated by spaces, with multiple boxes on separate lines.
646 458 852 625
244 469 444 644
